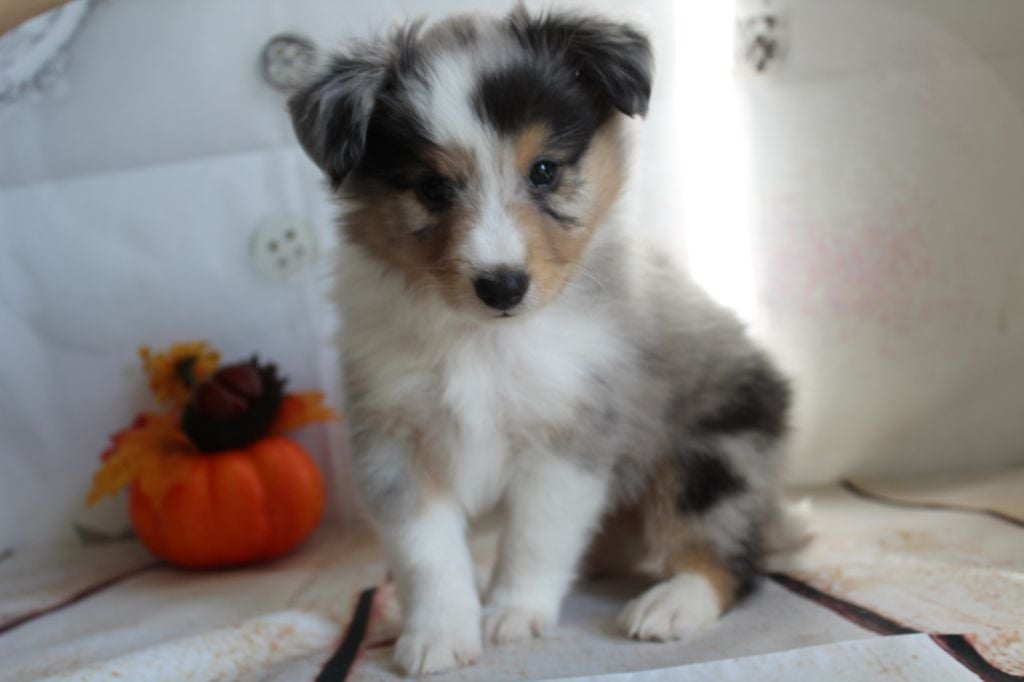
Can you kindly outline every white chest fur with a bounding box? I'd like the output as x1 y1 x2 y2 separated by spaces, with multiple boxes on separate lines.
436 313 615 512
340 266 623 515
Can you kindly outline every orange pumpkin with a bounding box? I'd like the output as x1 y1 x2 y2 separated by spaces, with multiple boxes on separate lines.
88 346 337 569
129 436 324 568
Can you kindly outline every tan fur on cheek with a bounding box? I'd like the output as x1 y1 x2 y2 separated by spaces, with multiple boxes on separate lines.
344 183 478 307
344 187 426 272
581 123 627 227
513 205 573 305
513 124 627 306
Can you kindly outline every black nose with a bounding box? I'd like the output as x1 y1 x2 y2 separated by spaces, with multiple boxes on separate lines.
473 270 530 311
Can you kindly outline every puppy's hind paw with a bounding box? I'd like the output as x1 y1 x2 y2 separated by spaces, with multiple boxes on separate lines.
619 572 722 641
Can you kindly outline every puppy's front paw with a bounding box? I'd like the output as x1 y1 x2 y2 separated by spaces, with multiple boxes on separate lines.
483 603 555 646
619 572 722 641
394 623 482 677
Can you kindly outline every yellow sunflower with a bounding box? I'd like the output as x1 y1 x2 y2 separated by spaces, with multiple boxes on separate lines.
139 341 220 406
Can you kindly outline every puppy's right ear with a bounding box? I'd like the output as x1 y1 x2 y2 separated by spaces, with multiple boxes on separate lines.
288 50 390 187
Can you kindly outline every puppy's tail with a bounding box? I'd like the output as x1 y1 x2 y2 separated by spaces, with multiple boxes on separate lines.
763 498 813 571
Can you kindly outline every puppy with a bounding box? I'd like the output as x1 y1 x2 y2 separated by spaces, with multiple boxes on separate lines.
290 6 792 676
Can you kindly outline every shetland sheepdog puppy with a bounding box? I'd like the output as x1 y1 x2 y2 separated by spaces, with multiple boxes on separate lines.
290 6 793 676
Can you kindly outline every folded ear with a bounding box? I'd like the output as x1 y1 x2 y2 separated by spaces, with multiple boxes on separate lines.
506 6 653 117
288 47 391 186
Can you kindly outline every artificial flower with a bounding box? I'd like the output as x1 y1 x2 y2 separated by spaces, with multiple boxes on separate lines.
139 341 220 406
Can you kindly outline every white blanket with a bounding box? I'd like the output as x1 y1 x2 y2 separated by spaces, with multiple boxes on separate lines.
3 469 1022 681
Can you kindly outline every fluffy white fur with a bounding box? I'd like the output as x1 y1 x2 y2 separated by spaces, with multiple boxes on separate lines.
339 238 629 671
386 498 482 675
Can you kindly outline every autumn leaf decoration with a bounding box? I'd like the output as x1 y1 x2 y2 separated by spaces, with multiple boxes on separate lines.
87 342 338 506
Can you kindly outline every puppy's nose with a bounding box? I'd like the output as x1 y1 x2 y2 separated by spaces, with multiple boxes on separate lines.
473 269 530 311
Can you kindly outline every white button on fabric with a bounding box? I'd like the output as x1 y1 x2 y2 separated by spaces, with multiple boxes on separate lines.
250 218 318 280
260 34 317 92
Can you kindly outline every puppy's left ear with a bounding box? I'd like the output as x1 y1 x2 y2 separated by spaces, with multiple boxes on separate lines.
507 7 654 117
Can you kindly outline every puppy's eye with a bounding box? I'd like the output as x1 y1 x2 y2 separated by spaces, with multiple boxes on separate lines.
529 159 559 188
417 175 455 207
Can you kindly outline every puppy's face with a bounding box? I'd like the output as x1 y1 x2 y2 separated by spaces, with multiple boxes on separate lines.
290 8 652 319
